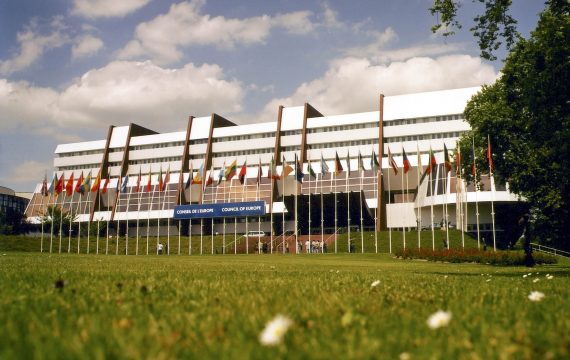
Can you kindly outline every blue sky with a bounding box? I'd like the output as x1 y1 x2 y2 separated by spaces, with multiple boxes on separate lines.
0 0 544 192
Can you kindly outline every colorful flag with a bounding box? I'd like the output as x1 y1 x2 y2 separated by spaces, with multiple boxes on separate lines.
218 163 226 184
48 174 56 195
146 167 152 192
334 152 343 175
55 174 64 195
134 168 142 193
102 174 110 194
75 172 85 194
295 154 304 183
238 162 247 185
402 148 411 174
66 173 75 196
486 135 494 174
185 164 193 189
91 171 101 192
121 175 129 193
80 171 92 194
425 146 437 175
205 166 214 187
192 164 203 184
308 159 316 179
282 156 293 178
256 159 263 184
225 159 237 181
358 152 365 172
388 147 398 175
443 143 452 173
370 150 380 171
320 154 329 175
455 145 462 173
157 167 164 191
161 166 170 191
41 175 49 196
268 157 280 180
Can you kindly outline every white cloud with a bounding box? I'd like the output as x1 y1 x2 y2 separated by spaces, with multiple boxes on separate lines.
117 0 315 65
0 160 53 186
256 54 498 121
72 35 104 60
0 17 69 75
72 0 151 19
0 60 244 133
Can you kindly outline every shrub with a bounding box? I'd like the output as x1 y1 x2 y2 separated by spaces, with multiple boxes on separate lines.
395 248 557 266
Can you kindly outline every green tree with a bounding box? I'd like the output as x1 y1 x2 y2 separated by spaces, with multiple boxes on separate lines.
449 2 570 247
40 206 77 237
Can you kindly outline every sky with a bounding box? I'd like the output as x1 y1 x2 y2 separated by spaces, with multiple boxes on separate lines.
0 0 545 192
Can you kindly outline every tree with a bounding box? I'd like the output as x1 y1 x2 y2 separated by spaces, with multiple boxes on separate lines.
0 207 30 235
449 2 570 247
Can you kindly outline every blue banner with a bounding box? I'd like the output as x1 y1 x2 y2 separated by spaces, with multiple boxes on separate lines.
173 201 266 219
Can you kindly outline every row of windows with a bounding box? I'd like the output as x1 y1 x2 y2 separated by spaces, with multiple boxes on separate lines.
212 132 275 143
281 130 302 136
306 122 378 134
129 157 180 165
384 114 463 127
130 141 184 151
57 163 100 171
385 131 465 144
307 139 377 150
214 148 274 158
57 149 104 158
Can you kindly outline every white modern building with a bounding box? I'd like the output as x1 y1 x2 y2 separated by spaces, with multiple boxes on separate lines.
25 87 518 252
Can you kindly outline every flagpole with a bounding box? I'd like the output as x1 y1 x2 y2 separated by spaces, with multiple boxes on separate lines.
307 154 311 249
401 149 406 250
373 155 378 254
417 145 421 248
77 190 83 254
359 154 364 253
124 181 132 255
320 171 324 252
387 162 392 254
269 163 274 254
488 135 497 251
68 187 76 253
282 158 286 254
84 185 93 254
346 152 351 253
50 176 58 253
294 155 298 254
472 137 481 249
105 176 110 255
136 172 142 256
333 161 337 254
430 165 435 251
222 176 226 254
188 170 193 255
60 174 69 253
147 170 155 255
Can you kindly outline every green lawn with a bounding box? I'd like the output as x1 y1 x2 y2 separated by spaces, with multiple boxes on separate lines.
1 251 569 359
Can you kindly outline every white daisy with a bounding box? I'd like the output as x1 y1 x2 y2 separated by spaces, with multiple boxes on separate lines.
528 291 545 302
371 280 380 288
427 310 452 329
259 314 293 346
546 275 554 280
533 278 540 283
523 274 528 278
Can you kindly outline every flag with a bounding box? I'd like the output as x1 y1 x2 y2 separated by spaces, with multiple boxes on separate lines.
256 159 263 184
308 159 316 179
205 166 214 187
185 164 192 189
268 157 280 180
192 164 203 184
320 154 329 175
346 151 351 174
218 163 225 184
102 174 110 194
225 159 237 181
282 156 294 178
388 147 398 175
334 152 343 175
146 167 152 192
41 175 49 196
134 168 142 193
238 162 247 185
443 143 452 173
161 166 170 191
402 148 411 174
48 174 56 195
157 167 164 191
370 150 380 171
66 173 75 196
358 152 365 172
55 174 64 195
295 153 304 183
91 171 101 192
486 135 494 173
121 175 129 193
75 172 84 194
455 145 462 173
425 147 437 175
80 171 92 194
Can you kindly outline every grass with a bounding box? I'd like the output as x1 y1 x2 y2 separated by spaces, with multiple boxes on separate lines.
0 248 569 359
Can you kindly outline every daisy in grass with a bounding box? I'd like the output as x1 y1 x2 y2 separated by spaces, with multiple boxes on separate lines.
259 314 292 346
371 280 380 288
427 310 452 329
528 291 545 302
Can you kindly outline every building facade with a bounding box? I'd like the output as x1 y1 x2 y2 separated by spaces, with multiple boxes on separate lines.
25 87 518 248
